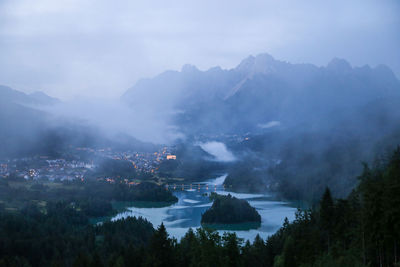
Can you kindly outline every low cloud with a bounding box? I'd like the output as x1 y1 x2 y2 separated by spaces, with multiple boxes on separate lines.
258 121 281 129
198 141 236 162
41 98 183 144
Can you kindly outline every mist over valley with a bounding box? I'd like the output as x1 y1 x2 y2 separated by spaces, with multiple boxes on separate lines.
2 54 399 200
1 1 400 265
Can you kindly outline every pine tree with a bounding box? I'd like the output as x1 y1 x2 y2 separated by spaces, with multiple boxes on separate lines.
320 187 335 250
222 232 242 267
146 223 175 267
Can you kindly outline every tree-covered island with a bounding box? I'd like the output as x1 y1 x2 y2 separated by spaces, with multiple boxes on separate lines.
201 193 261 228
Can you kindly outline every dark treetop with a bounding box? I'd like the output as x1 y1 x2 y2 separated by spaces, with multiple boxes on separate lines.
201 193 261 224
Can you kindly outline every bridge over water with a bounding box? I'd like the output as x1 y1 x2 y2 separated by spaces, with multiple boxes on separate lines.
165 183 232 191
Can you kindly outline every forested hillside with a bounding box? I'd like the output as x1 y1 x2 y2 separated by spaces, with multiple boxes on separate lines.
1 148 399 266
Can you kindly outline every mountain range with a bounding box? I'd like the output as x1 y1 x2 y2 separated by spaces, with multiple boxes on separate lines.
1 53 400 198
123 53 400 135
122 53 400 199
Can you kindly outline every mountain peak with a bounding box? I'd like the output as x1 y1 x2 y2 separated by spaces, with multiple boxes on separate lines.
254 53 275 63
181 64 199 73
0 85 60 106
327 58 352 73
236 55 256 72
235 53 277 74
207 66 223 72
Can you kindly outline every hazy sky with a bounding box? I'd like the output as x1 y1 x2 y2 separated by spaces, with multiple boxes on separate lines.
0 0 399 100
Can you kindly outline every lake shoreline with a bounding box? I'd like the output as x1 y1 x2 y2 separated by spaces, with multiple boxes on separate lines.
110 174 297 241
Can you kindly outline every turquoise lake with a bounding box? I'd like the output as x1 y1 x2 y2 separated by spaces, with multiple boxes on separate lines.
112 174 297 242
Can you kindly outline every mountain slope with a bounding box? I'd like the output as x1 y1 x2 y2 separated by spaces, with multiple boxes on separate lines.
0 86 157 158
122 54 400 199
0 85 60 106
122 54 400 135
0 87 51 157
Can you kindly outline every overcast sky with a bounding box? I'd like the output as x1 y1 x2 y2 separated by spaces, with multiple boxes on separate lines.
0 0 399 100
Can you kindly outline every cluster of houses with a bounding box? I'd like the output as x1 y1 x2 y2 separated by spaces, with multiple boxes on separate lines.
0 157 94 181
0 146 177 182
93 146 177 173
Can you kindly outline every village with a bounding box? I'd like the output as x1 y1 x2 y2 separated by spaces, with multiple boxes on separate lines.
0 145 177 183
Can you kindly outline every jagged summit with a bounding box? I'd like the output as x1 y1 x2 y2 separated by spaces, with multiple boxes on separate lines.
326 58 352 73
122 52 400 135
235 55 256 72
181 64 199 73
235 53 276 74
374 64 397 79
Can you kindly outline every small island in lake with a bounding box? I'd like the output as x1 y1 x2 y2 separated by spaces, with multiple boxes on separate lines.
201 193 261 230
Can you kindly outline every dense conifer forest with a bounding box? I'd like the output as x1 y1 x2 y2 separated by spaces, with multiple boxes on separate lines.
1 148 399 266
